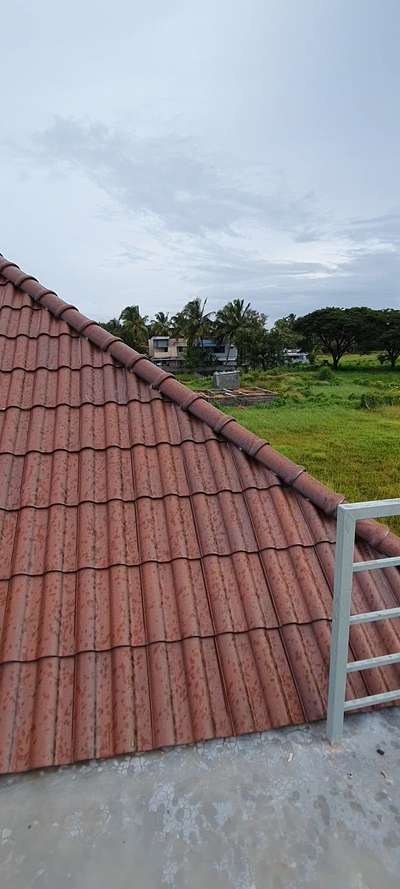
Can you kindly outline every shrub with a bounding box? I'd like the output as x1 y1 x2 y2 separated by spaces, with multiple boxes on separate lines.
360 394 379 410
317 366 334 381
360 392 400 409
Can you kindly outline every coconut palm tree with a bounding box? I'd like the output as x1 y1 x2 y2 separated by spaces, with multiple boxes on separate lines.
101 317 123 336
118 305 149 353
119 305 148 327
148 312 171 337
172 298 213 349
214 299 252 363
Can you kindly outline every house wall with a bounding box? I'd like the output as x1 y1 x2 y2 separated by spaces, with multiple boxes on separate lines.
148 337 238 367
148 337 186 362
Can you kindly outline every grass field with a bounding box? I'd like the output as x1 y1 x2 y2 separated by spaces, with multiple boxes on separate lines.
178 358 400 534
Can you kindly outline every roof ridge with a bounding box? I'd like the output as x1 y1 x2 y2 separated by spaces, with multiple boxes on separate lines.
1 254 398 557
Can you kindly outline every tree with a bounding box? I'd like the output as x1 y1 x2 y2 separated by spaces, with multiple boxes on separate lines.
294 307 375 369
184 343 219 371
263 329 289 368
118 305 149 353
232 310 269 367
272 314 300 351
148 312 171 337
172 298 213 349
214 299 252 364
376 309 400 369
119 305 149 328
101 318 123 336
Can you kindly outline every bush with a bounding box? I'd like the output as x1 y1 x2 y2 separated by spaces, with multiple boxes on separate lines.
244 370 258 384
317 366 334 381
360 392 400 410
360 394 379 410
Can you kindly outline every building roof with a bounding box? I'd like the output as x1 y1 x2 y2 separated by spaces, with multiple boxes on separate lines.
0 254 399 775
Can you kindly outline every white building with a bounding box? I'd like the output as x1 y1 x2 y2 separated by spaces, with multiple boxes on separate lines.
284 349 309 365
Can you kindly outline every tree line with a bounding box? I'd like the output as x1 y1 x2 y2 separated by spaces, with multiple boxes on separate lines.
101 301 400 370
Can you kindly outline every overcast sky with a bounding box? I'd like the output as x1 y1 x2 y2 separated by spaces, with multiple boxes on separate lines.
1 0 400 323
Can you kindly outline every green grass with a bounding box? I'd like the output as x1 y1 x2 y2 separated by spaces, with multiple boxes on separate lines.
178 359 400 534
227 402 400 533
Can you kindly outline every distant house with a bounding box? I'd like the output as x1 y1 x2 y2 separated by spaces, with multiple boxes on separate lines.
148 335 187 368
284 349 309 365
148 335 237 368
200 338 238 366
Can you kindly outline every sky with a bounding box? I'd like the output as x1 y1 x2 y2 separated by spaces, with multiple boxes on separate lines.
1 0 400 324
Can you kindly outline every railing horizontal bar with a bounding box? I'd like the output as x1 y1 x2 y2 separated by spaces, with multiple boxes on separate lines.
352 556 400 573
349 607 400 625
340 499 400 520
347 652 400 672
344 688 400 711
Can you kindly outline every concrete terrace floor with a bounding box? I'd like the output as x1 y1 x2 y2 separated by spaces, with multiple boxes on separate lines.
1 711 400 889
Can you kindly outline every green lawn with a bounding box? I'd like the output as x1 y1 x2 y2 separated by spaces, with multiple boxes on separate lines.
178 360 400 534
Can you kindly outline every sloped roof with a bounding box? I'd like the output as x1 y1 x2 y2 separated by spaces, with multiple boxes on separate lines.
0 254 399 774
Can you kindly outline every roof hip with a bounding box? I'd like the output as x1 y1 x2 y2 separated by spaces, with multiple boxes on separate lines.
1 253 398 556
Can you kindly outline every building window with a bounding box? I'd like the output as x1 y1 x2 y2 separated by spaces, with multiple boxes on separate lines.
153 338 169 352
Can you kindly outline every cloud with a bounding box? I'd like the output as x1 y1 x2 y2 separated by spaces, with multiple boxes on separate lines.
19 116 320 240
340 213 400 250
185 239 340 285
5 115 400 320
1 0 400 324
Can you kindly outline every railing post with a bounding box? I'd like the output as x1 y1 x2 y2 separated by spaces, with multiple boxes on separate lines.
326 506 356 743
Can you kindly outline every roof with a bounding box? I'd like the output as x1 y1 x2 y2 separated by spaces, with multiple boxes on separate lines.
0 254 399 775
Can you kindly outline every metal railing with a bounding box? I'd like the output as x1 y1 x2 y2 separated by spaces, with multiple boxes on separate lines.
327 499 400 743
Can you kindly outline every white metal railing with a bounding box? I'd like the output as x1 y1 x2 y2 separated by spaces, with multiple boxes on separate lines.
326 498 400 743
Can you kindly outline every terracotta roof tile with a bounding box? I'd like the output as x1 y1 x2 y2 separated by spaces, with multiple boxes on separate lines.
0 256 399 773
